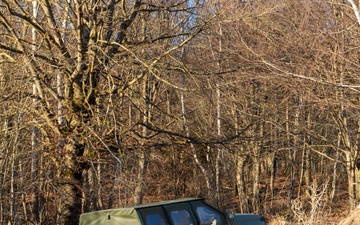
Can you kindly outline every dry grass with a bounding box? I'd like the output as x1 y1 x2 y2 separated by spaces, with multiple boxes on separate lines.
263 179 350 225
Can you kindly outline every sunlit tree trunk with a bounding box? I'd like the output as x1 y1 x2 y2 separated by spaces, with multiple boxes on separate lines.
134 72 151 205
291 96 301 201
134 149 146 205
251 143 261 212
9 119 21 225
269 152 277 201
330 133 341 201
355 121 360 202
215 25 223 207
133 14 151 205
336 0 360 209
236 151 248 213
10 149 16 224
232 105 247 212
31 1 41 223
285 101 294 204
345 152 356 209
0 54 4 225
338 73 356 209
180 63 212 198
299 106 311 198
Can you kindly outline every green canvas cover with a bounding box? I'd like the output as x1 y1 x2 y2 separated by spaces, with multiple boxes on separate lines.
79 198 203 225
79 207 141 225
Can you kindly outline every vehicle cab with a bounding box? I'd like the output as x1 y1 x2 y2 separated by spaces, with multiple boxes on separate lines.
79 198 265 225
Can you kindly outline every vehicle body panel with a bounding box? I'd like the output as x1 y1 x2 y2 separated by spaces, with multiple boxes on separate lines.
231 213 266 225
79 207 141 225
79 198 266 225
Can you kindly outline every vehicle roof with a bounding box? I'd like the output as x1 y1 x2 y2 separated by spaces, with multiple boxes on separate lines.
79 197 204 225
133 197 203 209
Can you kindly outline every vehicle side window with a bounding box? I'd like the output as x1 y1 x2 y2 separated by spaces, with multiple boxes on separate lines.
164 203 195 225
170 210 192 225
190 201 225 225
146 214 165 225
139 207 168 225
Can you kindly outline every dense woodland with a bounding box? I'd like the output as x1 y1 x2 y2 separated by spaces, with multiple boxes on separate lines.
1 0 360 224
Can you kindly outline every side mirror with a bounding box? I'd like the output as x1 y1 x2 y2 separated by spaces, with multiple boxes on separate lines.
225 209 234 219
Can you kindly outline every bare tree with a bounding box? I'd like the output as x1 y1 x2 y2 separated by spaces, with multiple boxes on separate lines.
0 0 211 223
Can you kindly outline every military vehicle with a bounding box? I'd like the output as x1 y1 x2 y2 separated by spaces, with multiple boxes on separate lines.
79 197 266 225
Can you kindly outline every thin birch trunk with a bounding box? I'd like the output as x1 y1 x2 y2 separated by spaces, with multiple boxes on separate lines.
330 133 341 201
10 150 15 224
133 16 149 206
340 98 356 209
339 58 356 209
1 99 13 224
298 142 305 198
31 1 40 222
179 59 212 197
347 0 360 202
236 152 247 213
215 25 222 207
251 145 260 212
133 74 149 205
270 153 277 202
10 122 20 225
285 102 291 203
0 53 4 225
303 111 312 197
232 104 248 212
292 96 301 201
57 0 69 127
346 151 356 209
354 118 360 203
19 161 27 222
134 149 146 205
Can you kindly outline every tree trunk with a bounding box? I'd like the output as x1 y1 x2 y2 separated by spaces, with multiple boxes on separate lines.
56 141 84 224
355 166 360 202
215 82 222 208
251 144 260 212
343 0 360 202
31 1 41 223
330 133 341 201
345 152 356 209
298 111 312 198
304 145 312 197
214 25 223 208
133 74 151 205
236 152 248 213
134 149 146 205
270 154 277 201
180 66 212 198
10 140 17 224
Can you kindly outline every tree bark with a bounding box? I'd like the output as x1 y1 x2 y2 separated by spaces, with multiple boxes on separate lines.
134 149 146 205
180 66 212 198
31 1 41 222
56 141 84 224
236 152 248 213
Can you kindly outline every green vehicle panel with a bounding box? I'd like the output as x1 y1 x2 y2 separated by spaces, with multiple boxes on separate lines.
79 198 266 225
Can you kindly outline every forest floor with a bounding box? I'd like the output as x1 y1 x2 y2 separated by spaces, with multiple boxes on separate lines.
146 175 354 224
264 177 353 225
